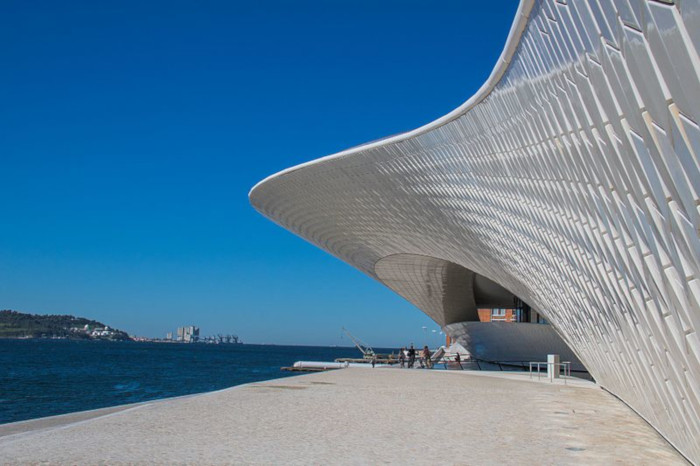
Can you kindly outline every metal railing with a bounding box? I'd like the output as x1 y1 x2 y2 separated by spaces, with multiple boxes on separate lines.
529 361 572 384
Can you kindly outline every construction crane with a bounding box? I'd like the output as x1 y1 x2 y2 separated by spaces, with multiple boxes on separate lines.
341 327 375 359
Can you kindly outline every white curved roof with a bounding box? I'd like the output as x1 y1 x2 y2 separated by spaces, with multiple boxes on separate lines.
250 1 700 461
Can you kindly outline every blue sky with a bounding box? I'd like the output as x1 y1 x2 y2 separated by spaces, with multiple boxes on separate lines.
1 0 518 347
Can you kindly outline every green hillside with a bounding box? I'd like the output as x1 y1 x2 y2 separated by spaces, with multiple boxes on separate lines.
0 310 131 340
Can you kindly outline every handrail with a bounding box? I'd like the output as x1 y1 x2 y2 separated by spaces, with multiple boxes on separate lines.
529 361 572 384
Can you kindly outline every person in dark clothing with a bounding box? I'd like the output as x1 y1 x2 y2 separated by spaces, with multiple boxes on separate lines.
455 352 463 370
408 344 416 368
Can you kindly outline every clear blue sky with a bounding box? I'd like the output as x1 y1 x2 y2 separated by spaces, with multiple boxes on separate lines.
1 1 518 347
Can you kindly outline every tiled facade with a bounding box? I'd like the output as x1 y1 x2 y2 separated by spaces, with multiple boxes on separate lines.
251 1 700 461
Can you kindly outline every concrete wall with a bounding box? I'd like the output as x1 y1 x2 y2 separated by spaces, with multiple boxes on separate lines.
251 0 700 460
444 321 585 372
374 254 518 326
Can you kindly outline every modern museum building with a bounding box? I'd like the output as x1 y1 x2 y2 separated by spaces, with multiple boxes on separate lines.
251 0 700 462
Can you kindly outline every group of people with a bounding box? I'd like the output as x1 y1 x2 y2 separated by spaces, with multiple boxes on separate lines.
397 344 433 369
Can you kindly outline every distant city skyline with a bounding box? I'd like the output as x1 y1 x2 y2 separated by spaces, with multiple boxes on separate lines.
0 1 518 347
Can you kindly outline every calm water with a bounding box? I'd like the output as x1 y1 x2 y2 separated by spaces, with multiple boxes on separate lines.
0 339 395 424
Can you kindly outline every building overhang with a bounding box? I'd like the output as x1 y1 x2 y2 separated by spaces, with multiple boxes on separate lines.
250 1 700 461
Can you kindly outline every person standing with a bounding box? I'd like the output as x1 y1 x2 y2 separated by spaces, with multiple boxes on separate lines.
398 347 406 368
408 344 416 368
422 345 432 369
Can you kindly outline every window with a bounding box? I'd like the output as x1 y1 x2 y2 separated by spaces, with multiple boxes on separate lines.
491 308 506 317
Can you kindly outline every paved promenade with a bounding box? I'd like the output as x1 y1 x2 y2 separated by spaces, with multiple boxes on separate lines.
0 368 686 465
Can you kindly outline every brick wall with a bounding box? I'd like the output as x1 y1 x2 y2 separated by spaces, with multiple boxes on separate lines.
477 308 516 323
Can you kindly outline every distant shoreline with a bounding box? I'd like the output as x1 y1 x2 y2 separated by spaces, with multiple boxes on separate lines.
0 338 389 350
0 310 130 341
0 335 129 341
0 336 241 344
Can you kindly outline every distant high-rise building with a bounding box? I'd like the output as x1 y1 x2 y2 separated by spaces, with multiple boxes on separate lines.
165 332 172 340
176 326 199 343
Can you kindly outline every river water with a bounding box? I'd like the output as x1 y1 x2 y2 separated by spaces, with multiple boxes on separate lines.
0 339 395 424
